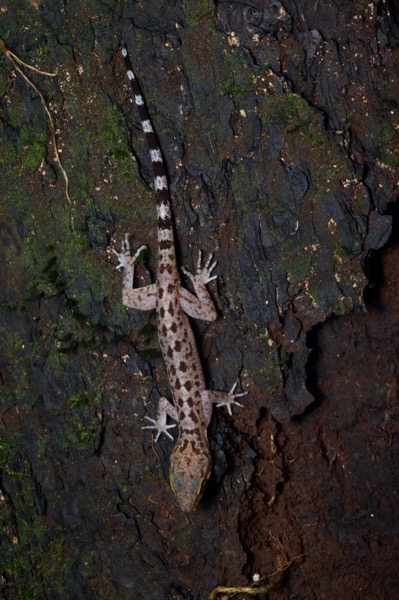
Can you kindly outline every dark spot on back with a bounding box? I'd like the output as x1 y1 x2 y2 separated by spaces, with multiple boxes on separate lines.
159 306 165 318
184 381 193 391
159 240 172 250
174 340 182 352
190 410 199 424
171 322 178 333
158 287 164 299
158 217 172 228
153 161 164 177
189 440 199 452
157 189 169 203
147 132 158 150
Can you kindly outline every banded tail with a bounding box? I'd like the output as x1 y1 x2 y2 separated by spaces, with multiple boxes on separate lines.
121 45 176 265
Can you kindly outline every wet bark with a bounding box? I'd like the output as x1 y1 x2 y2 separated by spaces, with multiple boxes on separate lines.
0 1 398 598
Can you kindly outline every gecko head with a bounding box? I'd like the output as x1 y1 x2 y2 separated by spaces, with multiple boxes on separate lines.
169 441 211 513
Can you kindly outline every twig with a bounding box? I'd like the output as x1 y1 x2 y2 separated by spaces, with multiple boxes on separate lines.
209 582 275 600
208 554 306 600
0 38 56 77
0 38 72 206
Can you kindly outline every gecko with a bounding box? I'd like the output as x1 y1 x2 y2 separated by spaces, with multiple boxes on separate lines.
113 44 246 512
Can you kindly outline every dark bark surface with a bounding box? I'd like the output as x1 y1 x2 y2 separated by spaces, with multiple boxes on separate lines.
0 1 398 598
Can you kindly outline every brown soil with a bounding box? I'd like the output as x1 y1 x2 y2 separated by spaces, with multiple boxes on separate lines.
236 223 399 599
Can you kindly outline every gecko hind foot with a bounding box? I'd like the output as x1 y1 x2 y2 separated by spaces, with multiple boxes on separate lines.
216 382 247 416
142 416 177 442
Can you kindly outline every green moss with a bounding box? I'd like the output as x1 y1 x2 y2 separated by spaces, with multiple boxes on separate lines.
0 329 33 407
95 103 131 159
25 247 68 301
0 123 18 165
0 500 66 599
65 388 102 447
20 138 47 170
0 433 23 477
260 92 315 131
41 341 70 379
183 0 215 28
0 63 11 98
247 348 283 396
218 51 254 112
379 121 395 145
19 225 107 328
280 236 313 284
376 121 399 169
0 428 67 598
4 96 49 172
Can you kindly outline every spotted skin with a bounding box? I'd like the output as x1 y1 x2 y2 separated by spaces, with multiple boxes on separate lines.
113 45 246 512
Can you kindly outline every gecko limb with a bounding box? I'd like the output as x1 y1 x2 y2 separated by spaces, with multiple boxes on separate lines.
203 382 247 416
142 396 178 442
180 251 218 321
113 234 156 310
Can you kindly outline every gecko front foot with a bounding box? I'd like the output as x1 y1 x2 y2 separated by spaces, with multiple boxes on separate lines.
215 382 247 416
182 250 217 286
112 233 147 270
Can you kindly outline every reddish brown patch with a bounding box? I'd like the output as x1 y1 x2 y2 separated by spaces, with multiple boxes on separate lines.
171 322 178 333
174 340 182 352
179 361 187 372
184 381 193 391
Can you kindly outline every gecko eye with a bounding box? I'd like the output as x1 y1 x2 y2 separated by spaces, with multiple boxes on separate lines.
170 474 183 493
170 474 203 495
190 478 204 495
169 472 207 512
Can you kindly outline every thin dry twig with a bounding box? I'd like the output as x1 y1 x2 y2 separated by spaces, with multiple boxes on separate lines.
0 38 72 206
208 581 276 600
0 39 56 77
208 554 305 600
